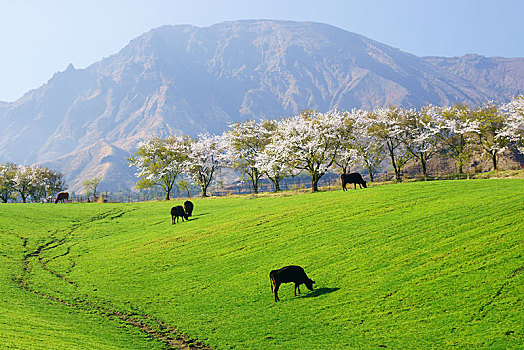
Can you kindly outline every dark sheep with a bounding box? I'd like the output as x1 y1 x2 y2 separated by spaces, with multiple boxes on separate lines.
171 205 189 224
54 192 69 204
341 173 367 191
184 200 194 217
269 265 315 302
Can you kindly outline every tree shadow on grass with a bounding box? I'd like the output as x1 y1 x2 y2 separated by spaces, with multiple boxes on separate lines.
300 287 340 298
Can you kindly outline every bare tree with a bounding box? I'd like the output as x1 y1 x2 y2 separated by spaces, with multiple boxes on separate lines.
83 176 102 198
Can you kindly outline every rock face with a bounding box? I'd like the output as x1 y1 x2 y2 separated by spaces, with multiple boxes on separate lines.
1 20 523 192
42 140 135 194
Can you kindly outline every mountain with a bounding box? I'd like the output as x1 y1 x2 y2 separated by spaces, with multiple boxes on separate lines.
1 20 523 192
424 54 524 99
43 140 135 194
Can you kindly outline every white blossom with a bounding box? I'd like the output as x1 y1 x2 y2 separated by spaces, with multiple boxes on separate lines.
222 119 275 193
501 95 524 153
266 110 346 191
367 107 413 182
185 133 226 197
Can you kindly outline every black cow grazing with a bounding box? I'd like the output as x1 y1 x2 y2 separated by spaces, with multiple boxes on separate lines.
184 200 194 217
171 205 189 224
269 265 315 302
54 192 69 204
341 173 367 191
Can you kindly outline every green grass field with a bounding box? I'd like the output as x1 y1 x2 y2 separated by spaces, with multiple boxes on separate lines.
1 179 523 349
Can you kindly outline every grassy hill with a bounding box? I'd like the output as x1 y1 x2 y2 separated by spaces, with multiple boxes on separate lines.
1 179 523 349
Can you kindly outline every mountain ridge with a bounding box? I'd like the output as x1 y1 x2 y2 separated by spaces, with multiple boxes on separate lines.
1 20 523 192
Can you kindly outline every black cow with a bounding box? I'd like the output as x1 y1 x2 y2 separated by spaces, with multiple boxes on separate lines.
55 192 69 204
171 205 189 224
341 173 367 190
184 200 194 217
269 265 315 302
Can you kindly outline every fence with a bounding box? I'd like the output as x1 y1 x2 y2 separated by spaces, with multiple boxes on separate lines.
43 175 340 203
9 168 511 204
62 175 341 203
206 175 341 198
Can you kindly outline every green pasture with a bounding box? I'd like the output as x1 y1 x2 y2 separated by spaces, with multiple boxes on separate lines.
1 179 523 349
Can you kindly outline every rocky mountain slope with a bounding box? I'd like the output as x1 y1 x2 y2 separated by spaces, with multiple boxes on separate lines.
1 20 523 192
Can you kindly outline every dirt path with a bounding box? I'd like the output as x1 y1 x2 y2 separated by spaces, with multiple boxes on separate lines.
15 209 212 350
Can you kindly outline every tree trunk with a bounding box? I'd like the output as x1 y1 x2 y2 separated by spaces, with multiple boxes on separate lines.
311 173 320 192
270 178 280 192
165 183 173 200
421 157 428 181
201 185 208 197
391 156 401 182
162 177 176 201
389 151 402 182
369 170 374 182
492 152 498 171
394 167 402 182
249 171 259 194
365 164 375 182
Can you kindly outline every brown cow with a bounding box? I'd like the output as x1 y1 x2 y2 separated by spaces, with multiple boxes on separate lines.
55 192 69 204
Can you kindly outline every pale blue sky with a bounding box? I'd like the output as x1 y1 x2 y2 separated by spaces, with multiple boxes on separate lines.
1 0 523 102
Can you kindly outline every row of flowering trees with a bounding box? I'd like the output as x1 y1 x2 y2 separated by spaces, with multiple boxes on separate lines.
128 96 524 198
0 163 65 203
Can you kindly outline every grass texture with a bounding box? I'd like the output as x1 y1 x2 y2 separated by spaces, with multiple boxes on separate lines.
0 179 522 349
